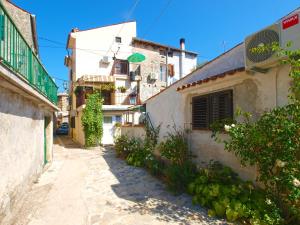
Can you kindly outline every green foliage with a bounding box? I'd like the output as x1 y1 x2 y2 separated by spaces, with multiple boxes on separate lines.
114 135 133 158
164 161 197 193
125 138 149 167
74 86 83 96
143 116 161 150
188 162 283 225
81 92 103 147
212 47 300 224
145 155 165 176
114 124 162 171
158 126 190 166
98 83 116 92
117 86 127 93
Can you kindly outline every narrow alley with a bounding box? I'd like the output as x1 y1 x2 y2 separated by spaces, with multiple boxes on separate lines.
12 137 224 225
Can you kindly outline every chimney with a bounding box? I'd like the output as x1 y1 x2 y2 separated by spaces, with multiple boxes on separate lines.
179 38 185 79
180 38 185 50
72 28 79 33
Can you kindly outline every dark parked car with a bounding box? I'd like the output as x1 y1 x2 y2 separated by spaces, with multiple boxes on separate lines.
56 124 69 135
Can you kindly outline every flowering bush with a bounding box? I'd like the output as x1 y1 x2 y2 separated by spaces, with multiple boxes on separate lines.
221 105 300 223
212 47 300 224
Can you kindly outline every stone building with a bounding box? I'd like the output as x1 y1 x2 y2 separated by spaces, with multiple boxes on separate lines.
0 1 58 223
65 21 197 145
57 92 69 125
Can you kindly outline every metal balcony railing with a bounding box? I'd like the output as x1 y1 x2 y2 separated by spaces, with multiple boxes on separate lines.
0 2 58 104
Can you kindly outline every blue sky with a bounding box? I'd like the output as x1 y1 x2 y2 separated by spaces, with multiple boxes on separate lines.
12 0 300 92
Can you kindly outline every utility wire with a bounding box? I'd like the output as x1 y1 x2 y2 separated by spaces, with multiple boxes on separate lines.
39 37 66 46
142 0 173 38
105 0 141 56
39 44 133 54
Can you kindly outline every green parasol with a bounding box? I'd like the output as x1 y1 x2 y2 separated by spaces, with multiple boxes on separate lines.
127 53 146 63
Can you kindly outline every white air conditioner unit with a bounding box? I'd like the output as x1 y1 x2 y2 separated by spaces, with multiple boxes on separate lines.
245 10 300 71
245 24 280 71
101 56 110 64
149 72 158 81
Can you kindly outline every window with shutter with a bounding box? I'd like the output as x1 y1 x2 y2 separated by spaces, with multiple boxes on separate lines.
192 90 233 130
114 59 128 75
168 64 174 77
192 95 209 129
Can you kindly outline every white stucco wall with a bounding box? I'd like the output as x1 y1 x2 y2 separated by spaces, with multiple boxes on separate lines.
121 126 146 140
70 21 137 80
0 86 54 224
146 64 292 181
167 51 197 85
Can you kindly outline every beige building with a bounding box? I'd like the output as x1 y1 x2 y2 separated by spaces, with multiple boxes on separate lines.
0 1 58 223
122 9 299 181
57 93 69 125
65 21 197 145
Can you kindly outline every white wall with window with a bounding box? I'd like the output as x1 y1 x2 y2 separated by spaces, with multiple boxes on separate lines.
68 21 137 80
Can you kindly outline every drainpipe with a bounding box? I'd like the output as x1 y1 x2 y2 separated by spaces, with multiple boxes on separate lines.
179 38 185 79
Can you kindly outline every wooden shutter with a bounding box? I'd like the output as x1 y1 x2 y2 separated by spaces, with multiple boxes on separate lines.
168 64 174 77
192 95 209 129
210 90 233 123
192 90 233 130
218 90 233 120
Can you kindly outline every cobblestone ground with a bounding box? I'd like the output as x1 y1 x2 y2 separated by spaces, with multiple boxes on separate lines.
12 136 227 225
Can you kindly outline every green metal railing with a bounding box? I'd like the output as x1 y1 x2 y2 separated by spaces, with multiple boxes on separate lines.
0 3 58 104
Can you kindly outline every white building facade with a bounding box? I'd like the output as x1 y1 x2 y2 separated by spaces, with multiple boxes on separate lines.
65 21 197 145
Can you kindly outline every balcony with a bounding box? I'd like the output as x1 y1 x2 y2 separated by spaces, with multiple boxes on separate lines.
75 86 114 108
0 3 58 104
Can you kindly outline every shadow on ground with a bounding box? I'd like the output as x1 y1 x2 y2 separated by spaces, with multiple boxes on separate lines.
102 147 227 225
54 135 84 149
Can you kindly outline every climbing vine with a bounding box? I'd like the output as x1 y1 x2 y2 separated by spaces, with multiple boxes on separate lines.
81 92 103 147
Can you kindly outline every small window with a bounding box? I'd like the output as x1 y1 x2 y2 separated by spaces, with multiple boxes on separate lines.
168 51 173 57
159 50 166 56
160 64 166 82
104 116 113 124
114 59 129 75
168 64 175 77
115 37 122 43
192 90 233 130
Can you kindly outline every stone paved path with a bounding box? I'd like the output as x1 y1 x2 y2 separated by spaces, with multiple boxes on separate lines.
12 136 226 225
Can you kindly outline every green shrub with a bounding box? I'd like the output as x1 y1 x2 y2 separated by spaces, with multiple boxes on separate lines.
126 139 149 167
158 127 189 166
220 105 300 224
210 47 300 224
114 135 131 157
188 162 283 225
164 161 197 193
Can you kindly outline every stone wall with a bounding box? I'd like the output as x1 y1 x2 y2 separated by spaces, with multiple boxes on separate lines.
133 45 168 102
0 86 53 224
1 0 36 52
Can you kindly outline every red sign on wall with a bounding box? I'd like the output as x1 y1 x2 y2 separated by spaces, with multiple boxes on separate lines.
282 14 299 30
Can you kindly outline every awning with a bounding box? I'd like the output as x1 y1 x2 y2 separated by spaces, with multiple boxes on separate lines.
77 75 115 85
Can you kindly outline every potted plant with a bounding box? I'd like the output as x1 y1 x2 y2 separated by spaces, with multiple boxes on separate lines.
117 86 127 93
